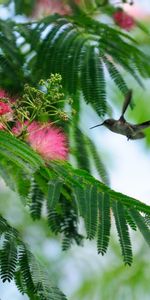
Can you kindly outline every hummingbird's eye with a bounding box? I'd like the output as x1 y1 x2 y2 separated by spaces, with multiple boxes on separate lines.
104 119 114 126
105 119 111 124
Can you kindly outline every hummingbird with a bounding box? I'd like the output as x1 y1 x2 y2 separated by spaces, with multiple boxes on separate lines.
90 90 150 140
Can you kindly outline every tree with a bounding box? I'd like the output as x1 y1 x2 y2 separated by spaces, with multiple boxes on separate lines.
0 0 150 299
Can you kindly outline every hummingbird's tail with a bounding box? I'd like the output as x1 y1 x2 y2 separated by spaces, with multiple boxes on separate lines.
136 120 150 130
90 123 104 129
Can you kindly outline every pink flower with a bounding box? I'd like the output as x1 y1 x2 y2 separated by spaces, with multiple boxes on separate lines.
33 0 71 17
113 10 135 31
13 121 68 161
0 101 13 131
0 89 16 103
0 102 12 115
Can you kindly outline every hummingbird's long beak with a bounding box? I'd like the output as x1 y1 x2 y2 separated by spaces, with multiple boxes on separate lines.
90 123 104 129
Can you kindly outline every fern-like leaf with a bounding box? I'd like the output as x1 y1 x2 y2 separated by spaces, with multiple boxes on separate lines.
61 31 88 94
0 216 10 236
125 209 137 231
144 213 150 227
0 215 68 298
0 232 17 282
97 192 111 255
81 45 106 116
103 55 128 95
84 185 98 239
73 185 86 218
14 0 36 16
18 245 36 293
73 127 91 172
112 201 132 265
47 178 63 209
30 180 45 220
0 131 44 172
130 209 150 247
14 270 27 295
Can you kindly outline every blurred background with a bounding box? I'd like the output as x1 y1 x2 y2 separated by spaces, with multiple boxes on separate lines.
0 1 150 299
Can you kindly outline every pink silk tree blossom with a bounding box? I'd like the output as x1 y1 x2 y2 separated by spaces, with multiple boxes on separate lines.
113 10 135 31
0 94 13 130
13 121 69 161
33 0 71 17
0 102 12 115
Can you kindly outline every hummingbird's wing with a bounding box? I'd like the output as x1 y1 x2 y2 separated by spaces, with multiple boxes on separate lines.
120 90 132 119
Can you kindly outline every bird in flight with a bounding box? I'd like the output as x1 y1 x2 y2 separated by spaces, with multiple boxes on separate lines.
90 90 150 140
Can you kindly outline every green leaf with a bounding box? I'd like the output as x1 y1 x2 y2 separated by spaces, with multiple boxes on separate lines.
81 46 107 116
0 233 17 282
0 216 10 236
73 185 86 218
73 127 90 172
125 209 137 231
0 131 44 170
84 185 98 239
0 216 68 298
18 245 36 293
14 0 36 16
61 31 88 94
97 193 111 255
0 147 33 174
30 180 45 220
47 179 63 209
130 209 150 247
112 201 132 265
103 55 128 95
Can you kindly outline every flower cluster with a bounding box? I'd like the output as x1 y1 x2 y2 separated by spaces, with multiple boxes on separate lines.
0 90 13 130
13 121 68 161
33 0 71 17
113 10 135 31
0 102 12 115
0 77 69 162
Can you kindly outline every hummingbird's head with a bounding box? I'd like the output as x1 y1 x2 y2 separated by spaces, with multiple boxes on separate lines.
90 118 115 129
102 118 115 128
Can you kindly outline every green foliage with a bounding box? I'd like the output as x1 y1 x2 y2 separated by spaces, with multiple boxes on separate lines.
124 209 137 231
0 132 150 266
130 209 150 247
72 126 91 172
0 131 44 173
97 193 111 255
2 0 36 15
0 12 149 115
47 187 83 249
1 1 150 297
103 55 128 95
0 20 26 93
29 179 45 220
14 0 36 15
30 13 147 116
0 216 67 300
80 46 106 115
112 202 132 265
47 178 63 209
70 125 109 184
0 232 17 282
